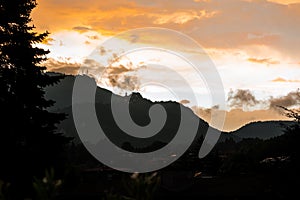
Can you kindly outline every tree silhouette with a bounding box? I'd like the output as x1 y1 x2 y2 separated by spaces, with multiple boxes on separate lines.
0 0 70 197
277 90 300 122
279 106 300 123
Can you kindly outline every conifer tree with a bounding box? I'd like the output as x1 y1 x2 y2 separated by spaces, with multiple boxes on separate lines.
0 0 70 196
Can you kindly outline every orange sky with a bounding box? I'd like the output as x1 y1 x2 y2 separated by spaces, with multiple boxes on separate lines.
269 0 300 4
32 0 300 131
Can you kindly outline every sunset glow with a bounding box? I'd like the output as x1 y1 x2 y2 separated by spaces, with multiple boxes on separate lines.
32 0 300 130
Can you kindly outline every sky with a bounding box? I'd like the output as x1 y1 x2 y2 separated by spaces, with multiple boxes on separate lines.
32 0 300 131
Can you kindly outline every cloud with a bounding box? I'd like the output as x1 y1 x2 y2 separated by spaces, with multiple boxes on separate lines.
42 37 55 45
72 26 93 33
180 99 191 104
44 58 81 75
49 66 80 74
152 10 218 25
105 63 140 91
271 77 300 82
192 89 300 131
90 53 142 91
44 57 105 75
107 64 131 75
32 0 300 102
87 35 100 40
82 58 104 69
227 89 300 110
268 0 300 4
107 73 140 91
99 46 106 55
269 90 300 109
248 58 280 65
32 0 300 59
227 89 261 108
43 47 140 91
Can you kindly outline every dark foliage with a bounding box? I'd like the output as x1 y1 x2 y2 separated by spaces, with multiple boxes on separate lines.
0 0 70 198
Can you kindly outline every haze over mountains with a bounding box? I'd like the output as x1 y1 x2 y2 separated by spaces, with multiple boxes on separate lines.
44 73 295 147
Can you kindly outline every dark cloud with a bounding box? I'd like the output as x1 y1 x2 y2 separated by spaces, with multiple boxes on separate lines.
192 89 300 131
78 59 106 76
79 52 141 92
50 66 80 74
44 58 81 75
83 58 102 68
44 58 105 75
269 90 300 109
99 46 106 55
228 89 260 108
129 34 139 43
72 26 93 33
44 52 141 91
227 89 300 110
107 64 131 74
87 35 100 40
107 72 139 91
104 62 140 91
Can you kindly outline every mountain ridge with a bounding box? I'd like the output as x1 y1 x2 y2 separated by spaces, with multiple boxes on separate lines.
44 73 294 147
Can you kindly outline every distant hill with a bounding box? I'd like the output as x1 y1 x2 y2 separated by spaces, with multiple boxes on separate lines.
229 121 296 140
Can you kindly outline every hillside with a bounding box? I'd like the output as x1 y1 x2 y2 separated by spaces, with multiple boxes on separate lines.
44 73 294 147
45 74 211 150
229 121 296 140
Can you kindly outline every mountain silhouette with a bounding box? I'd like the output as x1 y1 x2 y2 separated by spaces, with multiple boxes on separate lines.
229 121 296 140
44 73 294 150
45 73 211 151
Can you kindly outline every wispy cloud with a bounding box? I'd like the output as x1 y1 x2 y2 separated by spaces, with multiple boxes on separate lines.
248 58 280 65
152 10 218 25
44 58 81 75
267 0 300 5
72 26 93 33
180 99 191 104
271 77 300 83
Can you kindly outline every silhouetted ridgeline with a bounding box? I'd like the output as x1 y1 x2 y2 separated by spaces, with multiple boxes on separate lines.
44 73 295 147
229 120 296 140
45 73 209 150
